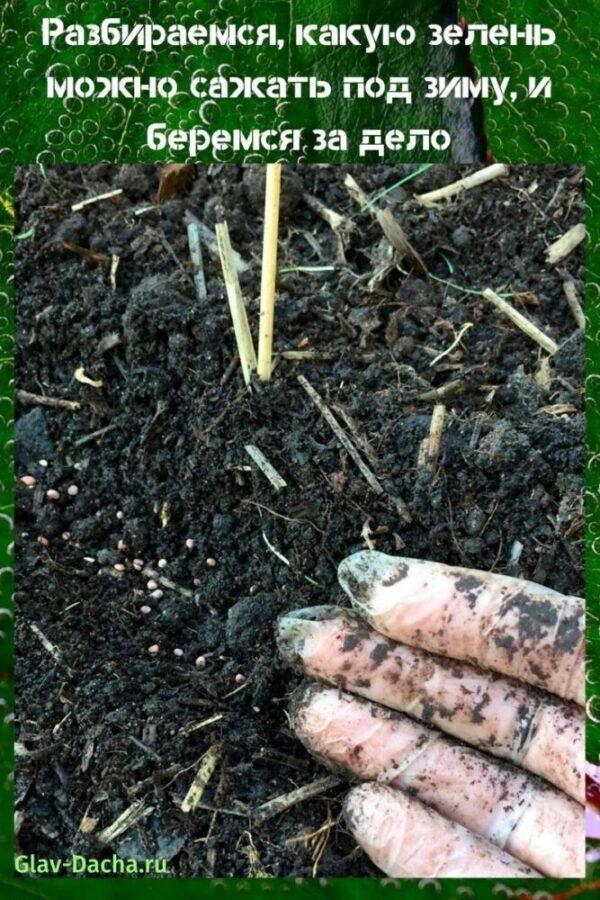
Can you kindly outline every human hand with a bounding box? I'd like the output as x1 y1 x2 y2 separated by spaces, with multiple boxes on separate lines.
276 552 585 878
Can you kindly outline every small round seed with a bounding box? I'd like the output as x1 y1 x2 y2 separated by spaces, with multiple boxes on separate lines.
150 589 163 600
146 579 158 590
140 605 151 615
235 673 246 684
114 563 126 572
157 558 167 569
20 475 37 487
185 539 195 550
173 648 184 657
46 489 60 501
116 510 124 520
67 485 79 497
205 557 217 568
39 459 49 468
148 644 159 655
195 655 206 668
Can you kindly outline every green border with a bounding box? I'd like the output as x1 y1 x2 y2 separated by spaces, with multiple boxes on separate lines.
1 0 599 896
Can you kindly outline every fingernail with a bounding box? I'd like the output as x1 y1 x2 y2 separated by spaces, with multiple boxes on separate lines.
338 551 410 616
276 605 342 665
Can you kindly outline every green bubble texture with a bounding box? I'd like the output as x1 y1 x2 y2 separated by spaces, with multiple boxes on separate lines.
0 0 599 896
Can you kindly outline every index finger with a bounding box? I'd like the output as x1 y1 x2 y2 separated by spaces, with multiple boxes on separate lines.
338 551 584 705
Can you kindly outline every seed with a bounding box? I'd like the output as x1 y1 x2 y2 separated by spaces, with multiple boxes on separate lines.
147 579 158 590
114 563 126 572
39 459 49 468
116 510 124 520
37 535 49 546
117 539 127 551
148 644 159 655
67 485 79 497
46 489 60 501
20 475 37 487
235 673 246 684
173 648 184 657
185 539 195 550
195 655 206 668
157 558 167 569
140 605 151 615
61 532 71 541
205 557 217 568
150 589 164 600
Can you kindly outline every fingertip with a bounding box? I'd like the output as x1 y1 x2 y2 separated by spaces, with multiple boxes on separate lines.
338 551 410 616
276 605 341 665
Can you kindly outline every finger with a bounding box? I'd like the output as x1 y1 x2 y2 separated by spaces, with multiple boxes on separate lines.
292 685 584 877
276 606 583 801
338 551 584 705
344 784 539 877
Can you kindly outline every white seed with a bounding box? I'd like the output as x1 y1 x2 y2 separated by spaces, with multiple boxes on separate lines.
37 535 49 546
61 532 71 541
117 539 127 551
133 558 144 570
147 579 158 590
195 655 206 668
20 475 37 487
150 589 163 600
205 557 217 568
46 489 60 501
235 673 246 684
67 485 79 497
157 558 167 569
185 539 195 550
84 556 95 563
140 605 151 615
39 459 49 468
173 648 184 657
116 510 124 520
148 644 159 655
114 563 126 572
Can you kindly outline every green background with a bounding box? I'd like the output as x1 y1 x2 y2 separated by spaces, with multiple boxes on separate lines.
0 0 599 896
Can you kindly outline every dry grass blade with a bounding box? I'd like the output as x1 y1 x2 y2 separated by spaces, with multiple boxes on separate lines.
297 375 383 496
415 164 509 207
187 221 207 303
215 221 257 386
181 744 221 813
258 163 282 380
482 288 558 355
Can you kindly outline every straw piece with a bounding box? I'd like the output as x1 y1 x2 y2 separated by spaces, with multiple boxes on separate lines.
244 444 287 490
71 189 123 212
97 800 146 845
16 389 81 411
215 221 257 386
562 280 585 329
481 289 558 355
184 211 249 274
546 224 586 265
187 221 207 303
415 164 509 207
418 404 446 468
253 775 340 825
258 164 282 380
181 744 221 813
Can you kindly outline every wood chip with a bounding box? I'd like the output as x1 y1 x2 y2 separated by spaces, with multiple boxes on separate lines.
180 744 221 813
253 775 340 825
415 164 509 206
481 288 558 355
244 445 287 490
96 800 147 845
156 163 195 202
546 224 586 265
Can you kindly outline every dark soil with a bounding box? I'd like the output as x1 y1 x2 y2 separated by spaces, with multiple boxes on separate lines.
14 163 585 877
